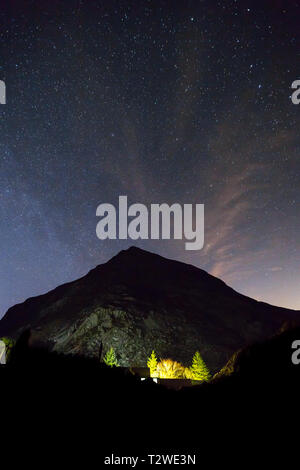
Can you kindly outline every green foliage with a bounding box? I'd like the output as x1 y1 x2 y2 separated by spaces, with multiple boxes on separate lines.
0 337 15 362
147 350 158 377
103 347 119 367
190 351 211 381
156 359 186 378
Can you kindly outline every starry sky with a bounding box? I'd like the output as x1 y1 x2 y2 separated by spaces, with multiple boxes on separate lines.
0 0 300 318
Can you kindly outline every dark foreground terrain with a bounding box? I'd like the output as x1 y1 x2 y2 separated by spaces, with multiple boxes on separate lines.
1 327 300 467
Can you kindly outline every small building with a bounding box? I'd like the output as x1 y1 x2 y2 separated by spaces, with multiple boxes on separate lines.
0 340 6 365
129 367 195 389
130 367 150 378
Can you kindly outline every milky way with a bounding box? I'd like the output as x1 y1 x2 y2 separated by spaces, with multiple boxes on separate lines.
0 0 300 316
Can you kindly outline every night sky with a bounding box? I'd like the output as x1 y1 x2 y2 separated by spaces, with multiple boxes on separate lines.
0 0 300 318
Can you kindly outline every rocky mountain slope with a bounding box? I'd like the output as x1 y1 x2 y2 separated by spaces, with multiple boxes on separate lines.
0 246 298 373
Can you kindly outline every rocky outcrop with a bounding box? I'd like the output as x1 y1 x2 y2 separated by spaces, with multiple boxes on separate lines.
0 246 298 373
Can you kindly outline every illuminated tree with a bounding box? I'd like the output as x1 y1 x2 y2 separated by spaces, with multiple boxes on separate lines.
184 367 193 379
0 337 15 363
147 350 158 377
103 347 119 367
156 359 186 378
190 351 211 381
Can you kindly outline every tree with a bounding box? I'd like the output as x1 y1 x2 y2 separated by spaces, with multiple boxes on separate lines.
184 367 193 379
147 350 158 377
0 337 15 363
190 351 211 381
156 359 186 379
103 347 119 367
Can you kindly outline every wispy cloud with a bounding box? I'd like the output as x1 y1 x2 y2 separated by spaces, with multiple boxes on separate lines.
202 165 263 282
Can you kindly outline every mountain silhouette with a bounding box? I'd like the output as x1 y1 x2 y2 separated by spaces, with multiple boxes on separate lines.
0 246 298 372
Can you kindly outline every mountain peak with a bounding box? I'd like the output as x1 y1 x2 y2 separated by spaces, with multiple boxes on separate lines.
108 245 173 266
120 246 152 255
